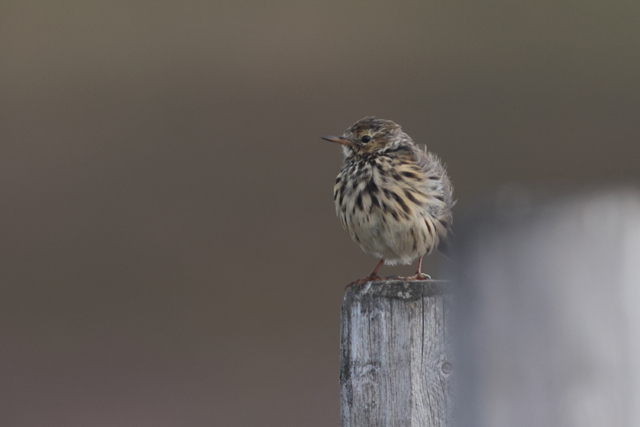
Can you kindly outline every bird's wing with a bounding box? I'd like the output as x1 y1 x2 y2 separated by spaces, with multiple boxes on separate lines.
413 146 455 240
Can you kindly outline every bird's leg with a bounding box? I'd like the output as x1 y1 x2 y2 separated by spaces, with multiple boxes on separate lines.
367 258 384 280
347 259 384 288
404 257 431 281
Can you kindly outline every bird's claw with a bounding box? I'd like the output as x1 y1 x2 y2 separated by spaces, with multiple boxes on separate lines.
404 272 432 281
346 274 382 289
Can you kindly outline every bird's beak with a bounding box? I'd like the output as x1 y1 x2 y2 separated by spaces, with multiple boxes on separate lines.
321 135 349 146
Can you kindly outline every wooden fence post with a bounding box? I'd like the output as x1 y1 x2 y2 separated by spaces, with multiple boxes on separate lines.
340 280 452 427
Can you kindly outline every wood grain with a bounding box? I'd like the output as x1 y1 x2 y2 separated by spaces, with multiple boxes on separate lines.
340 280 452 427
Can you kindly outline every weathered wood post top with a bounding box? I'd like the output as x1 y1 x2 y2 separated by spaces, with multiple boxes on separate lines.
340 280 453 427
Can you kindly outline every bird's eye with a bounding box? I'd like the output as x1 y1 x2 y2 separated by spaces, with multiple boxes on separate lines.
361 135 372 143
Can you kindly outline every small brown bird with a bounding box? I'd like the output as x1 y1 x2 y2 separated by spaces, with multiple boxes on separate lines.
323 117 454 286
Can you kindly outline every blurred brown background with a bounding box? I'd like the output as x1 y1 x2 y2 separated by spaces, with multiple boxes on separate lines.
1 1 639 425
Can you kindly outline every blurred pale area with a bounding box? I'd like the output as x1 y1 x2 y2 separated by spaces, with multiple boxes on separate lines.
1 1 639 425
452 190 640 427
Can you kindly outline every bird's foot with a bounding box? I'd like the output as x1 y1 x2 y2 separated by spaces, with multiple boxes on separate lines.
402 272 432 281
346 274 382 289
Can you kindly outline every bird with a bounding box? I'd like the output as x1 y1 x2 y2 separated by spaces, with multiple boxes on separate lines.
322 117 454 286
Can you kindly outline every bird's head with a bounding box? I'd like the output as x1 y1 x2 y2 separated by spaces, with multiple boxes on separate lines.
322 117 412 158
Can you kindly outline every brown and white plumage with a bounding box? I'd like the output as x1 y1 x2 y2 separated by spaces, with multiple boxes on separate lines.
323 117 454 283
